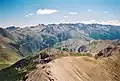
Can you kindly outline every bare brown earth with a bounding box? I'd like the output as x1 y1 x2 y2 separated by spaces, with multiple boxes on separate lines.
26 56 112 81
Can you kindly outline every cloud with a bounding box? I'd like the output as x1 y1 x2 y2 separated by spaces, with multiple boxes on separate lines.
36 9 58 15
88 9 92 12
25 14 33 17
81 20 97 24
64 16 68 18
104 11 108 13
81 20 120 26
101 20 120 26
69 12 78 15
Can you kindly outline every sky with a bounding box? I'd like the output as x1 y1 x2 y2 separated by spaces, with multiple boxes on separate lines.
0 0 120 27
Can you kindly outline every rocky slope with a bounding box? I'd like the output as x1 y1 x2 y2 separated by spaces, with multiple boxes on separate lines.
25 42 120 81
54 40 116 54
25 56 111 81
1 44 120 81
0 48 70 81
95 40 120 59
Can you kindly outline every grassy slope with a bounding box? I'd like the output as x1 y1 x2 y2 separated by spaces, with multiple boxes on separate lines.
0 48 20 69
0 36 21 69
0 56 37 81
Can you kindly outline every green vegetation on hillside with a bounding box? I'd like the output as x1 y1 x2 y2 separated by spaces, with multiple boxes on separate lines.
0 48 21 70
0 56 37 81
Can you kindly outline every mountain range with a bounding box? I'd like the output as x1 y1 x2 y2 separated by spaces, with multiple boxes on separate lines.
1 23 120 56
0 23 120 81
0 23 120 65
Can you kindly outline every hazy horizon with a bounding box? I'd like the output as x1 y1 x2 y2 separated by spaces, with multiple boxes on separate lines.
1 0 120 27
